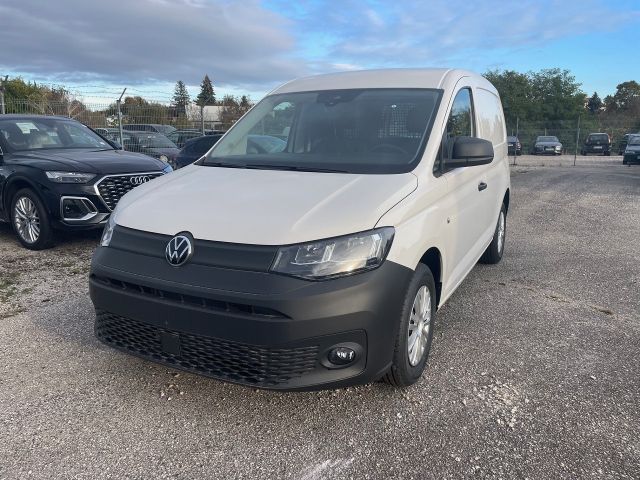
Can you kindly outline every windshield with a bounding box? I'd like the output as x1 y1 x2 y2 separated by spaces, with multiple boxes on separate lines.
0 117 112 152
537 136 559 143
629 135 640 146
203 88 442 174
132 133 177 148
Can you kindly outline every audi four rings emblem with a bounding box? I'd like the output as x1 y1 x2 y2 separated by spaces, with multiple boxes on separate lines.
129 175 150 186
165 234 194 266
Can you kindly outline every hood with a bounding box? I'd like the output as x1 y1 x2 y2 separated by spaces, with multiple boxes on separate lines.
13 148 166 174
625 144 640 153
114 165 418 245
535 141 562 147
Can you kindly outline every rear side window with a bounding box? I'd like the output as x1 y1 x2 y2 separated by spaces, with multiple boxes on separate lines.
434 88 475 174
475 88 505 146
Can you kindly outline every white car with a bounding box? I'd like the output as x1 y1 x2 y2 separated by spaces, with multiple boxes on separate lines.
90 68 511 390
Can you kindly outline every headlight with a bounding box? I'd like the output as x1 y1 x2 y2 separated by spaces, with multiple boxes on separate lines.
271 227 394 280
100 215 116 247
159 154 169 163
45 171 96 184
162 164 173 174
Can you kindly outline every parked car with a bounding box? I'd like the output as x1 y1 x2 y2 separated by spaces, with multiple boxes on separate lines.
90 68 510 391
507 136 522 155
174 134 223 168
0 115 171 249
174 134 286 169
581 133 611 156
166 129 224 149
617 133 639 155
622 134 640 165
533 136 562 155
122 124 176 135
94 127 120 137
119 131 180 167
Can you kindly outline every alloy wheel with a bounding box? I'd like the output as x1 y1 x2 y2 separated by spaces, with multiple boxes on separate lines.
497 211 505 254
407 286 432 366
14 196 40 244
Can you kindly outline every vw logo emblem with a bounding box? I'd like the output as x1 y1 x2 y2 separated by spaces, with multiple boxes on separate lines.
130 175 150 186
165 234 194 266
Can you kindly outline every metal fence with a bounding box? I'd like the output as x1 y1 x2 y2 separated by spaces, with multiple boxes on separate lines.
1 97 638 162
0 98 250 134
506 117 639 164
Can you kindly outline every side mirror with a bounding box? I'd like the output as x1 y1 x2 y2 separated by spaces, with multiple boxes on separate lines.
444 136 494 169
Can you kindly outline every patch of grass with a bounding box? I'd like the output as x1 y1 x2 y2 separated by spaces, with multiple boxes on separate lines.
0 272 20 302
0 307 26 319
590 305 614 316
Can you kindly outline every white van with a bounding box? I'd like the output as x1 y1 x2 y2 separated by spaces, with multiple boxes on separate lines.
90 69 510 390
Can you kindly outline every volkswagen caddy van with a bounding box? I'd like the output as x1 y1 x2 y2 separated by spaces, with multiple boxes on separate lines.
90 69 511 390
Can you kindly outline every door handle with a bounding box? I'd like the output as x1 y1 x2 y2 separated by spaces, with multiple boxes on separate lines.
478 182 487 191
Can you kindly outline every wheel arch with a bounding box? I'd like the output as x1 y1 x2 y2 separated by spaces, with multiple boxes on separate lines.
418 247 443 308
2 175 56 221
503 188 510 214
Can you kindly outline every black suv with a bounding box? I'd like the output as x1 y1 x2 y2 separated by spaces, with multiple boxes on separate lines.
0 115 171 249
581 133 611 156
623 135 640 165
507 136 522 155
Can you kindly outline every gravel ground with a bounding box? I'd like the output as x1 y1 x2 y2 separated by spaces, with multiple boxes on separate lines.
0 163 639 479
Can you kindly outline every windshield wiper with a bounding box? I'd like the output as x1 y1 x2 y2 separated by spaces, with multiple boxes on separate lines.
204 161 248 169
245 164 347 173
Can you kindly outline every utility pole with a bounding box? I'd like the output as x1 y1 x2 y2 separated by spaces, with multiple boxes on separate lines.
116 88 127 148
200 92 215 135
574 115 581 167
200 104 205 135
514 117 519 166
0 75 8 115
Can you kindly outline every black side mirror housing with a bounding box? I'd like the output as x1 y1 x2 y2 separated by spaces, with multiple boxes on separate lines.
444 136 494 169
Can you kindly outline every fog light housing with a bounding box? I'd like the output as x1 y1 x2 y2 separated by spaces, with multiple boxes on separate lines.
328 347 356 365
60 197 98 222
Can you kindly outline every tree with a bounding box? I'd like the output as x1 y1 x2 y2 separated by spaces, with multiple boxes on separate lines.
239 95 252 112
172 80 190 115
611 81 640 111
483 70 533 125
587 92 603 114
196 75 216 106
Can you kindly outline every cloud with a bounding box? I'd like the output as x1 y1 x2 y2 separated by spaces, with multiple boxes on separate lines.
269 0 636 70
0 0 305 89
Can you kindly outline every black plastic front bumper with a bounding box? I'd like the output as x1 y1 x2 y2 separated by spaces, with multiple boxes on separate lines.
89 231 413 390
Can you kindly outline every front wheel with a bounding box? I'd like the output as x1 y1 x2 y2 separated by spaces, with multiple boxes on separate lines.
11 188 54 250
480 203 506 264
383 264 436 388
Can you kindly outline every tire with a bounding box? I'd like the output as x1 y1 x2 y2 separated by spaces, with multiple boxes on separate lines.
480 203 506 264
623 159 628 165
383 264 436 388
10 188 54 250
605 151 611 156
580 150 585 156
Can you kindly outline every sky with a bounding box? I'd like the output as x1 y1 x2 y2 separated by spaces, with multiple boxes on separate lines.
1 0 639 105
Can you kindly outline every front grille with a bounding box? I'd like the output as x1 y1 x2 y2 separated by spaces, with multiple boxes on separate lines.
96 173 163 210
92 275 287 318
95 311 319 386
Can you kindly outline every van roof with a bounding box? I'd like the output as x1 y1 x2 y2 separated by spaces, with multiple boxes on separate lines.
273 68 492 94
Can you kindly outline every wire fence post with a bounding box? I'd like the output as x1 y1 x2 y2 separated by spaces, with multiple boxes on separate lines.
116 88 127 149
0 75 8 115
574 115 580 167
513 116 519 166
